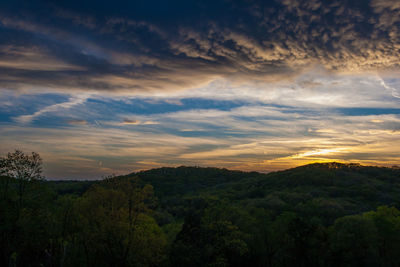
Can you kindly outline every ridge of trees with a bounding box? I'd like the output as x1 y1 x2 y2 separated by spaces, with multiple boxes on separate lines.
1 150 400 266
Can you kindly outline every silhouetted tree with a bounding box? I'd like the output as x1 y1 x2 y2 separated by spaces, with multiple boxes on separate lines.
0 150 44 207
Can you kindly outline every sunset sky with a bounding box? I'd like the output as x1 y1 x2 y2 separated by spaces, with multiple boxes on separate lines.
1 0 400 179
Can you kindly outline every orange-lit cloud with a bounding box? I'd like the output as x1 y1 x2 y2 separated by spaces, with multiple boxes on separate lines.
66 119 87 125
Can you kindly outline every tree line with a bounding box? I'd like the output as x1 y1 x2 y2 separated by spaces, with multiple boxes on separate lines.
1 150 400 267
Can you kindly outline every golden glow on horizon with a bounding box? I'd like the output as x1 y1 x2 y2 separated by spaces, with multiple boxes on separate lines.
291 148 349 159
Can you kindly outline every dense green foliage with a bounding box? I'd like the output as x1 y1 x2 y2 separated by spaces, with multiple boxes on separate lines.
2 156 400 266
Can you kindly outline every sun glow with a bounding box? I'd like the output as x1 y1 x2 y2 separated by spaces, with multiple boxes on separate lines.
291 148 349 159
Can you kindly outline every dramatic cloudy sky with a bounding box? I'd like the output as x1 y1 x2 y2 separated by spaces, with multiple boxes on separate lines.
1 0 400 179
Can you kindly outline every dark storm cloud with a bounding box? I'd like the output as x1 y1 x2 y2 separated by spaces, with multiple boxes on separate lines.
0 0 399 94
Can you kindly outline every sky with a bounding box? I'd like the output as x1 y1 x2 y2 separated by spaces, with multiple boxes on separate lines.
0 0 400 179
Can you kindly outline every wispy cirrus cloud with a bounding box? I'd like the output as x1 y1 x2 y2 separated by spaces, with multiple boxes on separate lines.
14 94 90 123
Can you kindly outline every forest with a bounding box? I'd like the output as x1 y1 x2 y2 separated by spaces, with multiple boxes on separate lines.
1 150 400 267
